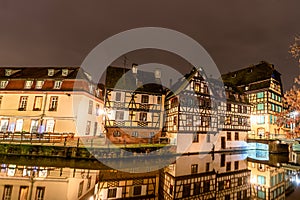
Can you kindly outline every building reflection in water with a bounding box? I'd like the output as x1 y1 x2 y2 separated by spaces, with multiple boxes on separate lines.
0 151 298 200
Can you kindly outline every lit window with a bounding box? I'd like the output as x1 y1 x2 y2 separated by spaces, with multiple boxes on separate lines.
15 119 23 132
62 69 68 76
257 92 264 99
3 185 13 200
140 112 147 121
0 80 8 89
19 96 28 111
19 186 29 200
257 116 265 124
257 176 266 185
85 121 91 135
257 103 264 110
194 83 200 92
30 120 39 133
35 81 44 89
46 120 55 133
191 164 198 174
33 96 43 111
48 69 54 76
95 104 100 116
53 81 62 89
24 81 33 89
49 96 58 111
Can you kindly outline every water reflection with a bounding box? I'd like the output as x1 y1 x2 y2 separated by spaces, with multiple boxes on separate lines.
0 151 299 200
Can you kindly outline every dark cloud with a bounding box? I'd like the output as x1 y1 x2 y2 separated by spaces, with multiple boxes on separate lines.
0 0 299 90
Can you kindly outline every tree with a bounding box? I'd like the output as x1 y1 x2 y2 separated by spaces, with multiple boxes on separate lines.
276 36 300 138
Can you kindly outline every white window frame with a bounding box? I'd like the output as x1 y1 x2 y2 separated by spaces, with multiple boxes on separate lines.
15 119 23 132
53 81 62 89
0 80 8 89
24 80 33 89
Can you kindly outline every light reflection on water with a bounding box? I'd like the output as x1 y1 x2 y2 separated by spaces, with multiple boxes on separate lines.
0 150 299 200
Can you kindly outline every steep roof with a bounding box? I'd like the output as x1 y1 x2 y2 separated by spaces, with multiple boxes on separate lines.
105 66 163 94
221 61 282 91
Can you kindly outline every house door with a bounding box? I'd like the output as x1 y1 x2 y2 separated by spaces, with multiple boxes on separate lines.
221 137 226 149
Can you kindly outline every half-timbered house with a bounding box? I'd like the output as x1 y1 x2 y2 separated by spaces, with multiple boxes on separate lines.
222 61 284 139
104 65 164 144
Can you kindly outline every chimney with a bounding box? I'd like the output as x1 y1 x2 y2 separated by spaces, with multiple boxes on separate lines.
154 69 161 79
132 63 138 74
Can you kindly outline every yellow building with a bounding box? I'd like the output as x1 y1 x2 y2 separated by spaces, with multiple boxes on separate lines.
222 61 284 139
0 67 104 137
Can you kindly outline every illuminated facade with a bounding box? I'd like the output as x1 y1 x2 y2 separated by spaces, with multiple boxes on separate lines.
0 67 104 137
160 153 251 199
222 61 284 139
104 65 165 144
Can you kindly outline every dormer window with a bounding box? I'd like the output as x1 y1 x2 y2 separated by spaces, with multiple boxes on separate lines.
35 80 44 89
24 80 33 89
245 86 249 91
5 69 12 76
48 69 55 76
62 69 68 76
0 80 8 89
53 81 62 89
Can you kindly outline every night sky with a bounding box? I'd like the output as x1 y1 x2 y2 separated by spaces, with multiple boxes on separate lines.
0 0 300 90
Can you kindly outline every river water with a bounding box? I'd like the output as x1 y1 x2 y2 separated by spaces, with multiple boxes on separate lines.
0 150 299 200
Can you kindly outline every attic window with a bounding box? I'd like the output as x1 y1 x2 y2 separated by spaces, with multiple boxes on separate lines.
231 73 236 78
5 69 12 76
48 69 55 76
53 81 62 89
0 80 8 89
24 81 33 89
62 69 68 76
245 86 249 91
35 80 44 89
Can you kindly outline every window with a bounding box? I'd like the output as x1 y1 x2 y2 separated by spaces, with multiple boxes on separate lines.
49 96 58 111
35 81 44 89
203 181 210 192
193 183 200 195
19 186 29 200
191 164 198 174
225 116 231 125
62 69 68 76
238 117 242 125
221 154 226 167
53 81 62 89
30 120 39 133
206 163 210 172
194 83 200 92
237 191 242 199
48 69 54 76
95 104 100 116
35 187 45 200
186 115 193 126
226 162 231 171
157 96 161 104
0 80 8 89
133 186 142 196
85 121 91 135
218 181 224 191
19 96 28 111
193 134 199 143
257 175 266 185
225 194 230 200
182 185 190 197
88 100 93 114
15 119 23 132
206 134 210 143
131 131 138 137
257 92 264 98
202 116 210 127
238 105 242 113
87 176 91 189
113 131 121 137
227 132 231 141
0 96 2 108
234 161 239 170
235 132 239 140
78 181 83 197
141 95 149 103
93 122 98 136
257 103 264 110
2 185 12 200
115 92 121 102
243 106 247 114
226 103 231 111
116 111 124 121
107 188 117 198
257 190 265 199
139 112 147 122
46 120 55 133
33 96 43 111
24 80 33 89
257 116 265 124
173 116 177 125
0 119 9 132
169 185 173 195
